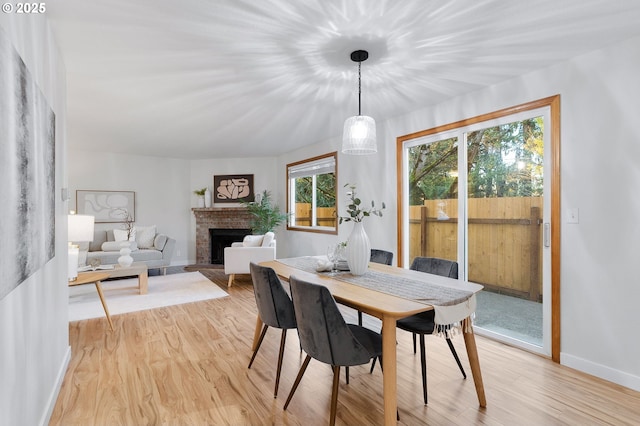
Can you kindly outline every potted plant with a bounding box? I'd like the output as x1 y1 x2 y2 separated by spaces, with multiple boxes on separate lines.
193 187 207 208
241 190 288 234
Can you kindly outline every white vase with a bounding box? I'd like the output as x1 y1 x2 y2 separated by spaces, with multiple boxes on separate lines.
204 188 212 208
118 242 134 267
197 197 205 208
347 221 370 275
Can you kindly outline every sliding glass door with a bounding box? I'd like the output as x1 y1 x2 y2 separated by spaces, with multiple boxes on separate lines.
398 98 559 357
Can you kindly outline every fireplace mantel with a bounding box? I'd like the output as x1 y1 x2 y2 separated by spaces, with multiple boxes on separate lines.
193 207 253 264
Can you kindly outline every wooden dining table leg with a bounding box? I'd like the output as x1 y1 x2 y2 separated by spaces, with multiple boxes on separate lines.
462 317 486 407
381 315 398 425
252 316 264 351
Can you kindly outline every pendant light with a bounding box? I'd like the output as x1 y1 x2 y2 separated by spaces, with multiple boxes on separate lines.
342 50 377 155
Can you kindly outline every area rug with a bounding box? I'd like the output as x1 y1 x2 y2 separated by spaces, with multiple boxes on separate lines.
69 271 229 321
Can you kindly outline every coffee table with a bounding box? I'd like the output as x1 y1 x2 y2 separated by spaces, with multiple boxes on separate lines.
107 262 149 294
70 271 114 330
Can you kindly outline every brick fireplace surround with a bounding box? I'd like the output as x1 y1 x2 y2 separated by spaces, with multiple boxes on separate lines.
192 207 252 264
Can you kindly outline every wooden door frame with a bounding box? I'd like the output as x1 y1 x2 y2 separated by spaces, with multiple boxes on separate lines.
396 95 561 362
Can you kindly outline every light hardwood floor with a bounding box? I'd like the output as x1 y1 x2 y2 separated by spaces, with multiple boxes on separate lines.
51 270 640 425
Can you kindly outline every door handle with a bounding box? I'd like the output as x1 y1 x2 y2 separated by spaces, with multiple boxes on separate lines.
544 223 550 247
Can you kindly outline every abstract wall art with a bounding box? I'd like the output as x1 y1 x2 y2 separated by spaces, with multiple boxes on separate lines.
76 190 135 223
213 174 254 203
0 29 56 300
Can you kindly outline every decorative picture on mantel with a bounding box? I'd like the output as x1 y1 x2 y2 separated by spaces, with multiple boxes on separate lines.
213 174 254 203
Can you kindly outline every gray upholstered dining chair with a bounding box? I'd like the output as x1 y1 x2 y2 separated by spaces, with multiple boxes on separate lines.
395 256 466 405
283 275 383 426
357 249 394 326
247 262 297 398
370 248 393 266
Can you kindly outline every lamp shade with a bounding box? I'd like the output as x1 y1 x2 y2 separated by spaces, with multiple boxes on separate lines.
68 214 95 242
342 115 377 154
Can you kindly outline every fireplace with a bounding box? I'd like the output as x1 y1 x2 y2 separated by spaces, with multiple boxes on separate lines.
209 228 250 264
192 207 253 264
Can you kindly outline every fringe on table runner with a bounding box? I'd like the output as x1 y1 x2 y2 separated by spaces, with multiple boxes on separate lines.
433 312 475 337
432 294 477 337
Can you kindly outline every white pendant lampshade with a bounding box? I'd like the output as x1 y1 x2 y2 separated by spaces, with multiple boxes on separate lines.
342 50 377 155
342 115 377 154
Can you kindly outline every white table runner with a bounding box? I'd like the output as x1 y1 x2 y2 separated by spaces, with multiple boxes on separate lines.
278 256 478 334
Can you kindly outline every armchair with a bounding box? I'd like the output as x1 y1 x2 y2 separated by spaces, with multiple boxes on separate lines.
223 232 276 287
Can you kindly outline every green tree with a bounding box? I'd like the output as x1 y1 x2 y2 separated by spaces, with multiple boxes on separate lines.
294 173 336 207
408 137 457 205
409 117 544 204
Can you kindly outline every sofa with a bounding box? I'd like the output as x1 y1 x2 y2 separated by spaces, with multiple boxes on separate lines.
224 232 276 287
78 227 176 274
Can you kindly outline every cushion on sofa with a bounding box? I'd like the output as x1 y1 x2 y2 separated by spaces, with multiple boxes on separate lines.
154 234 168 250
135 225 157 248
243 235 264 247
101 241 138 252
114 228 136 242
86 249 162 265
261 232 275 247
89 231 107 252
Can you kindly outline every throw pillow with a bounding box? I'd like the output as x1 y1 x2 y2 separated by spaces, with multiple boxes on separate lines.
135 225 157 249
242 235 264 247
261 232 275 247
113 228 136 242
89 231 106 252
154 234 168 250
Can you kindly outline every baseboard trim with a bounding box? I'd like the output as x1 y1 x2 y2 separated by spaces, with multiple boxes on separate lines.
39 345 71 426
561 352 640 392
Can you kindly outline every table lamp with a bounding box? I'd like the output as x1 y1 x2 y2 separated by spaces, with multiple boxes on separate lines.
68 213 95 281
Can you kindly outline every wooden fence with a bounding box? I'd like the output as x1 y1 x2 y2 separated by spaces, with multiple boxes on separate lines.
293 204 336 228
410 197 543 301
294 198 543 301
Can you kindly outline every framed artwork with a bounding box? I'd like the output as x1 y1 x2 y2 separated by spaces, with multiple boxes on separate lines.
76 190 136 223
213 174 254 203
1 31 56 300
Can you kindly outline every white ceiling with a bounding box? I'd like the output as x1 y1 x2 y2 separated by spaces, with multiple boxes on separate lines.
46 0 640 159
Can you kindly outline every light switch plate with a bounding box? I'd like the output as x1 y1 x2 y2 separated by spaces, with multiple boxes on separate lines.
567 208 579 224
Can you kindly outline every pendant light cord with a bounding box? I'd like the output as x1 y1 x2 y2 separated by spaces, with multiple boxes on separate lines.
358 61 362 116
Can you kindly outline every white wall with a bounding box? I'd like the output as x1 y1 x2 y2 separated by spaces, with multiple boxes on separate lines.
277 141 397 261
276 35 640 391
0 16 69 426
68 150 192 265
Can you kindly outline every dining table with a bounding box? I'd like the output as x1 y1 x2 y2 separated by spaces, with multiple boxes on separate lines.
258 257 486 426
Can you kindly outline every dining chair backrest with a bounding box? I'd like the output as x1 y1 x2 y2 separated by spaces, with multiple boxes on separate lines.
289 275 373 367
370 249 393 266
249 262 297 330
409 257 459 279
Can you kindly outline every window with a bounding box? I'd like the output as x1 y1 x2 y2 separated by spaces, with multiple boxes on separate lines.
287 152 337 234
